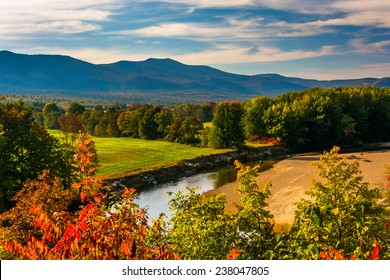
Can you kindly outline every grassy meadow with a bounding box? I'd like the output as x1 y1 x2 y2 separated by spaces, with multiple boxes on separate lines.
49 130 230 179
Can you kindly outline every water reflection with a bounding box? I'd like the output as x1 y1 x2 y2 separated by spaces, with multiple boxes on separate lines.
134 159 280 220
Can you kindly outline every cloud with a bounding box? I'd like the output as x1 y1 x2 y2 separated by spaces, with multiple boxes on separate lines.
348 39 390 54
331 0 390 12
144 0 323 11
117 20 263 44
15 43 336 66
171 45 337 65
306 12 390 29
119 15 334 46
297 62 390 80
0 0 120 36
143 0 254 8
0 21 101 35
15 47 134 64
150 0 390 28
119 16 282 43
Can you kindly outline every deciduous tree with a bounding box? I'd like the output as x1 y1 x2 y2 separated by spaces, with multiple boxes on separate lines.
288 146 390 259
209 101 245 148
0 101 69 212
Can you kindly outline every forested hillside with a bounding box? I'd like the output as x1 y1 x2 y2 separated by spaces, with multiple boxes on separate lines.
1 51 389 103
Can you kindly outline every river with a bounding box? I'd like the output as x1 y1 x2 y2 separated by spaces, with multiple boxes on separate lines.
134 158 281 220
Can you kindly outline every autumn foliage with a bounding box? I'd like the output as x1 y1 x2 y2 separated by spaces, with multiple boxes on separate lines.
320 243 380 260
1 134 389 260
5 188 179 260
2 134 179 260
0 170 74 244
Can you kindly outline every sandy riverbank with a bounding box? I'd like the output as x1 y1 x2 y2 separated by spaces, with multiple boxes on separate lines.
210 149 390 228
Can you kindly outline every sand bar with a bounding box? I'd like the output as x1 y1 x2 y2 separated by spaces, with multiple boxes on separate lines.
210 149 390 227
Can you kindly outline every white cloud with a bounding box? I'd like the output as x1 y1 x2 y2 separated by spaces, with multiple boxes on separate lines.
307 11 390 29
171 45 337 65
349 39 390 54
118 22 259 44
147 0 324 11
15 43 336 66
120 15 335 44
0 0 121 36
152 0 390 28
15 47 133 64
331 0 390 12
146 0 254 8
297 62 390 80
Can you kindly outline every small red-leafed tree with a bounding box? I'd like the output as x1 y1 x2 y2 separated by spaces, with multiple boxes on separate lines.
3 134 178 260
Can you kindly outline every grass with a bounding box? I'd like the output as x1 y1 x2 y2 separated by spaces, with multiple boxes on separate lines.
49 130 231 179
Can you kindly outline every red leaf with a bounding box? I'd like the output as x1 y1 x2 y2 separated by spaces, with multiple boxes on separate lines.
63 224 75 240
79 217 88 231
370 244 380 260
54 241 63 253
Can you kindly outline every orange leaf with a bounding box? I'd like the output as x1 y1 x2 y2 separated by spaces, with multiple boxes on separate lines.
121 242 130 255
71 183 81 189
320 252 331 260
80 191 87 203
122 188 136 198
226 248 239 260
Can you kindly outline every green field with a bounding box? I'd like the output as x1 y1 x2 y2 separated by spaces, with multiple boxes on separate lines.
49 130 230 179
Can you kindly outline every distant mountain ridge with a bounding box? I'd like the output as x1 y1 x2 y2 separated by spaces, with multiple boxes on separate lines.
0 50 388 102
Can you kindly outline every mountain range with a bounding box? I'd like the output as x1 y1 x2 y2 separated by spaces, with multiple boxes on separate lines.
1 50 389 103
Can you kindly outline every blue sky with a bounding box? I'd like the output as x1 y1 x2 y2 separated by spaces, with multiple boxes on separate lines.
1 0 389 79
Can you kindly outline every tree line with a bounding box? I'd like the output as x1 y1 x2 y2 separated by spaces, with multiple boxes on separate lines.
243 86 390 150
36 102 215 145
30 86 390 150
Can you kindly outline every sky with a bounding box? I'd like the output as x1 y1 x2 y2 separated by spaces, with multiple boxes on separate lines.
1 0 389 79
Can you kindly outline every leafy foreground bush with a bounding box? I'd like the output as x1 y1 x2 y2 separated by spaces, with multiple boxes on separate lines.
287 147 390 259
1 140 389 259
168 160 275 259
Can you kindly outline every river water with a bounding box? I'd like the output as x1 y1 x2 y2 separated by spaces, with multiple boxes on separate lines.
134 158 281 220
